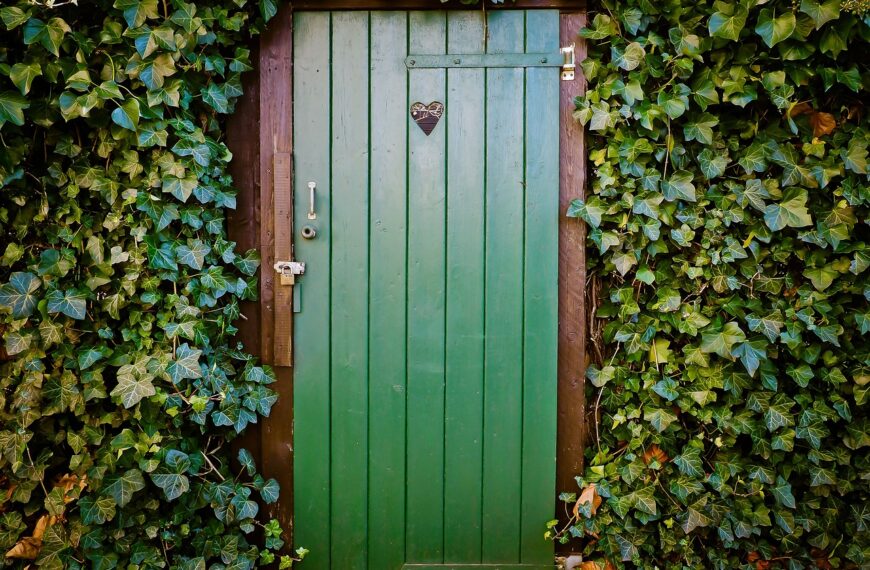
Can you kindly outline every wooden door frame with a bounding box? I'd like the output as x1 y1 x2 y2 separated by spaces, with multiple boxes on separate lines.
226 0 587 543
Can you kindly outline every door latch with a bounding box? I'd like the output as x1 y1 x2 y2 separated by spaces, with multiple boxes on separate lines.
560 44 576 81
274 261 306 285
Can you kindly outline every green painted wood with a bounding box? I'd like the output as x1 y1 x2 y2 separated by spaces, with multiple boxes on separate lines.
293 10 561 569
328 11 371 569
521 10 560 564
403 566 556 570
444 10 486 564
405 52 563 68
406 10 447 564
368 11 409 570
291 11 332 568
481 10 527 564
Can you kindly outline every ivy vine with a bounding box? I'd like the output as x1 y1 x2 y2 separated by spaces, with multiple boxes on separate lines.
558 0 869 567
0 0 305 568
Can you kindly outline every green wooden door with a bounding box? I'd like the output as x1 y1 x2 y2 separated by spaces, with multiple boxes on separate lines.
292 10 560 569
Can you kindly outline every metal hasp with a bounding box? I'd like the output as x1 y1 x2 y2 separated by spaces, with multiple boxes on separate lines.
307 181 317 219
274 260 306 285
560 43 575 81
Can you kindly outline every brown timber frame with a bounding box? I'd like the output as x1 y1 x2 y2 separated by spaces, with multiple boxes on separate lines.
226 0 587 544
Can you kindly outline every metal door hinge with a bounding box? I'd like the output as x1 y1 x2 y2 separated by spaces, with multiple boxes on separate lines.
561 44 576 81
274 261 305 285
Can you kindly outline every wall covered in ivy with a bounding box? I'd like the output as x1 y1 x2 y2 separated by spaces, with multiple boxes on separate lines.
562 0 869 568
0 0 302 568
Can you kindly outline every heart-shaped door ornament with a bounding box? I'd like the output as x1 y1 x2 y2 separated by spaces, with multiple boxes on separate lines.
410 102 444 136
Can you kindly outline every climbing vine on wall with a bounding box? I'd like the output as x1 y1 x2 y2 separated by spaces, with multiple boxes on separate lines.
558 0 870 567
0 0 306 568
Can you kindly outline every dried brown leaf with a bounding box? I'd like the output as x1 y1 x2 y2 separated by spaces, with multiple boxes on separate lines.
810 112 836 137
5 537 40 560
642 444 669 465
573 484 602 519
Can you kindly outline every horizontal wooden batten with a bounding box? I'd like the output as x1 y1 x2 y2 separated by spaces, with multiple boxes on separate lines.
406 52 564 68
290 0 584 10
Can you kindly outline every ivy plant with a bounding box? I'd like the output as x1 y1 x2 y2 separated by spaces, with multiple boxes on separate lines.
557 0 870 568
0 0 305 568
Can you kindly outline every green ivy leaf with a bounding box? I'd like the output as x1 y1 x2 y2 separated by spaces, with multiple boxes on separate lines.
708 7 747 41
612 42 645 71
764 189 812 231
110 363 156 408
771 476 796 509
113 0 159 28
168 343 203 384
700 322 746 358
22 17 70 57
103 469 146 507
111 98 140 131
0 7 30 30
0 272 41 318
0 91 29 127
661 170 697 202
755 9 796 48
79 495 117 525
9 63 41 95
46 288 87 320
683 113 719 145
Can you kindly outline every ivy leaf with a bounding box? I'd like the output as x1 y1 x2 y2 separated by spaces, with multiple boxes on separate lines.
803 265 837 291
110 365 156 408
681 499 713 533
755 9 796 48
5 332 32 356
113 0 159 28
697 149 729 179
111 98 140 131
9 63 42 95
0 7 30 29
683 113 718 145
611 42 645 71
731 340 768 377
168 343 203 384
150 450 191 501
261 479 280 504
771 476 796 509
567 196 606 227
79 496 117 525
202 83 229 114
103 469 146 507
176 240 210 270
764 189 812 231
800 0 840 28
746 312 784 343
0 272 41 318
700 322 746 358
46 289 87 320
22 18 70 57
674 447 704 477
661 170 697 202
0 91 29 127
708 7 747 41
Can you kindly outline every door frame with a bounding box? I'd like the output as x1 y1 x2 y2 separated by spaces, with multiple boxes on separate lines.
226 0 588 544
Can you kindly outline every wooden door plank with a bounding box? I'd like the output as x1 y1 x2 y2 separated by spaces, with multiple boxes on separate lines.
481 10 526 564
406 10 448 564
556 11 587 528
368 11 409 570
521 9 560 564
291 11 332 567
328 11 371 569
443 10 487 564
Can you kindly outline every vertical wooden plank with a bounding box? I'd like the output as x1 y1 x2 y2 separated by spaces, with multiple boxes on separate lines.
481 9 526 564
522 9 560 564
226 46 263 471
367 11 409 570
443 10 486 564
292 11 331 566
329 11 371 569
556 11 588 526
257 5 294 534
406 9 447 564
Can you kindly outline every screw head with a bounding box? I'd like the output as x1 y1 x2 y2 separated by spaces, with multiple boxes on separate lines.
454 58 461 64
541 57 547 63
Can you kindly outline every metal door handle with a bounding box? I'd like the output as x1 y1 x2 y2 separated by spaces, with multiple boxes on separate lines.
307 181 317 219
